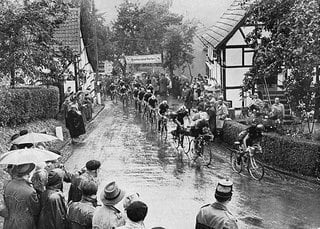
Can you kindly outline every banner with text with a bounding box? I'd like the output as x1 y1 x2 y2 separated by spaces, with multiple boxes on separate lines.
125 54 162 64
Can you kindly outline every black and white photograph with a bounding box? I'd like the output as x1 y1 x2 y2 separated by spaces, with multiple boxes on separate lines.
0 0 320 228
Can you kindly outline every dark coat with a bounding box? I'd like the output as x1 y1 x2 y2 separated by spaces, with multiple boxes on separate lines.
66 110 86 138
38 187 67 229
67 197 96 229
3 178 40 229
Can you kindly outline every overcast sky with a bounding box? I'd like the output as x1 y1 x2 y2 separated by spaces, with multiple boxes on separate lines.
95 0 234 31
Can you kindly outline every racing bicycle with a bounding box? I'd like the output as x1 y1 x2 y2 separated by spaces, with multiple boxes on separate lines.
230 142 265 180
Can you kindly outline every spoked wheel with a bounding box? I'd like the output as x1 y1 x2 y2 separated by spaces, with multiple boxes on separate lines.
247 156 265 181
230 150 242 173
181 135 191 154
160 123 167 141
198 142 212 166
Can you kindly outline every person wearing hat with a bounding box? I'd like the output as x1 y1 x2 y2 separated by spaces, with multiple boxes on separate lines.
38 170 68 229
92 181 126 229
195 179 238 229
3 163 40 229
117 201 148 229
68 160 101 203
67 180 98 229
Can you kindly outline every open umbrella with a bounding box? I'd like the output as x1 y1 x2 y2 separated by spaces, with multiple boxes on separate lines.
11 132 59 145
0 148 61 165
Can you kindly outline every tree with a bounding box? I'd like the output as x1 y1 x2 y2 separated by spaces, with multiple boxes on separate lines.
243 0 320 113
110 0 196 76
0 0 69 87
162 21 197 77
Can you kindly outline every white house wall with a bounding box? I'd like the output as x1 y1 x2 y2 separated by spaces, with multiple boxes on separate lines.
226 48 243 66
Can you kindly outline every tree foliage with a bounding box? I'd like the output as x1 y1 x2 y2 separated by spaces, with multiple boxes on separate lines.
0 0 70 87
243 0 320 111
110 0 197 76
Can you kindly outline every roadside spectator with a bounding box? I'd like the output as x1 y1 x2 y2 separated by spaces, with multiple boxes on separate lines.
31 164 48 194
159 74 169 96
66 104 86 144
67 181 98 229
9 133 20 150
18 130 33 149
92 181 126 229
270 97 285 122
117 201 148 229
68 160 101 203
38 170 68 229
215 96 229 136
195 179 239 229
3 163 40 229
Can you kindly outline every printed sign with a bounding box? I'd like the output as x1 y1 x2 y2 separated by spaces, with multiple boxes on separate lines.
125 54 162 64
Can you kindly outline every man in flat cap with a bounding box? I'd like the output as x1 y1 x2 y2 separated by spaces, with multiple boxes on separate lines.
195 179 238 229
68 160 101 203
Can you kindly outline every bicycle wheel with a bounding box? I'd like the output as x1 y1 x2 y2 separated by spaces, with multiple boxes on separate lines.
160 122 167 141
199 142 212 166
181 135 191 154
230 150 242 173
247 156 264 180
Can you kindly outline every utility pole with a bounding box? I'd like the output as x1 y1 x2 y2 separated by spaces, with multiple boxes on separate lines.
93 0 101 104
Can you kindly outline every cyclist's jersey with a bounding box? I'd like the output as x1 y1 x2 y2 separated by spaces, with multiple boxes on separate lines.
159 103 169 115
110 84 116 91
148 97 158 108
133 82 141 89
172 110 188 126
133 88 139 98
242 125 262 146
119 81 125 87
138 91 145 100
147 85 154 93
119 87 127 94
143 92 153 102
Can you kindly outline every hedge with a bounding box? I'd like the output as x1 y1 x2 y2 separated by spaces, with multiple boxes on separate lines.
0 86 59 126
222 120 320 177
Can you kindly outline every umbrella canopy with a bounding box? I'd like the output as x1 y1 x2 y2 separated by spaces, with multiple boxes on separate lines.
11 132 59 145
0 148 61 165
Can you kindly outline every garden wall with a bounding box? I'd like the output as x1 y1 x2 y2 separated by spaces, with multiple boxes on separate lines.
0 86 59 126
222 121 320 177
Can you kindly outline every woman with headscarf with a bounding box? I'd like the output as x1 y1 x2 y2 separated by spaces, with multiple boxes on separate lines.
66 104 86 144
38 170 67 229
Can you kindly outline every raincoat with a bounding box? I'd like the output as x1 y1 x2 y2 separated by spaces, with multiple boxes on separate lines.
67 196 97 229
3 178 40 229
38 186 67 229
196 202 238 229
66 109 86 139
92 205 125 229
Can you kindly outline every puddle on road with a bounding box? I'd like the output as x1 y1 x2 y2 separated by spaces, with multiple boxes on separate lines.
65 102 320 229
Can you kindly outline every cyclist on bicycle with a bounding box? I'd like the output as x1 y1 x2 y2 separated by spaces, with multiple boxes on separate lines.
238 124 264 152
147 84 154 94
119 85 128 100
109 83 116 98
148 94 158 120
170 105 190 139
190 108 214 153
158 100 169 131
138 88 146 113
143 90 153 116
133 80 141 89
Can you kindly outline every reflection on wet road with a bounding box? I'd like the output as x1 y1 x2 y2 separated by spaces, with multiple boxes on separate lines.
64 101 320 229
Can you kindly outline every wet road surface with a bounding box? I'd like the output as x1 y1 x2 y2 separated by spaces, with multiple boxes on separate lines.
64 100 320 229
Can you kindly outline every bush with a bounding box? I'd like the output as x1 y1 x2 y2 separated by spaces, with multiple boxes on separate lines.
0 86 59 126
222 120 320 177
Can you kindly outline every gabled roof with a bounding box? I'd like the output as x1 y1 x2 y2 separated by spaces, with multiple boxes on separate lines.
53 8 81 54
201 0 252 49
